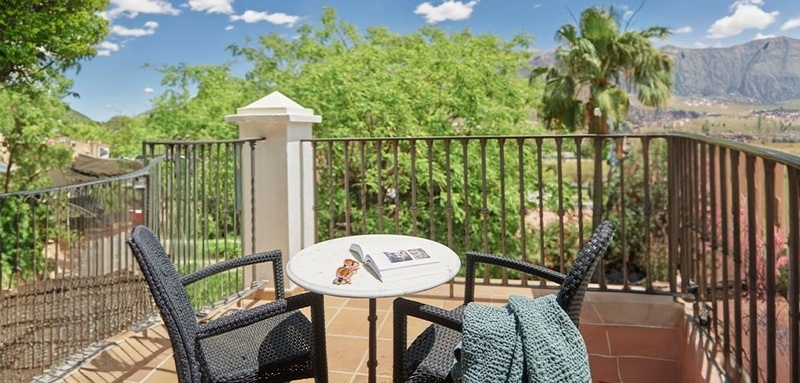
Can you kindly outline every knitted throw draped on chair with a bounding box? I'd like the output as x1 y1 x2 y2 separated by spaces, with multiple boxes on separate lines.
451 295 591 383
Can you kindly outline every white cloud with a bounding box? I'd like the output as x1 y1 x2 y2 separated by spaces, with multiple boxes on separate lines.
102 0 180 20
110 21 159 37
230 10 300 26
144 87 155 93
414 1 478 24
186 0 234 14
96 41 120 56
533 3 542 9
781 16 800 31
754 32 776 40
673 26 693 34
707 3 778 39
225 25 234 31
623 10 634 20
731 0 763 9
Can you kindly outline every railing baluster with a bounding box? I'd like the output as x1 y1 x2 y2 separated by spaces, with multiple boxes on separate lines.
730 150 744 369
360 141 367 235
394 140 401 234
328 141 335 237
746 154 759 381
480 138 489 254
710 145 719 342
498 138 508 284
377 141 384 234
594 136 606 290
535 138 544 283
410 139 419 237
556 137 566 275
445 139 454 249
427 139 435 241
699 142 707 302
668 137 679 294
575 137 585 248
764 159 777 382
517 138 528 286
642 137 653 293
619 137 628 290
462 139 470 252
312 141 320 241
343 141 351 236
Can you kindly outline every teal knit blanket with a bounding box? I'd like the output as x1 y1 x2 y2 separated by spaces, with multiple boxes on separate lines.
450 294 591 383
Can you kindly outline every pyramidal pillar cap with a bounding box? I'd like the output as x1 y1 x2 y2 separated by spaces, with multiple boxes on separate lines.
226 91 322 123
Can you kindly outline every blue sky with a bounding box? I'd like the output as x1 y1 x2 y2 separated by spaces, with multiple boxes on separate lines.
68 0 800 122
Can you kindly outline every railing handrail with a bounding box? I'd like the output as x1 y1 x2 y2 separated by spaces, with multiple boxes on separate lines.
670 131 800 169
304 131 800 169
0 156 165 199
142 137 266 146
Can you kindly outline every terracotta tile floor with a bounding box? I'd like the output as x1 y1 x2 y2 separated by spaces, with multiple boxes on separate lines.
59 281 527 383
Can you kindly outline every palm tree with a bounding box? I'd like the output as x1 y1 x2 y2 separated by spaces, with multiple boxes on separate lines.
534 6 673 134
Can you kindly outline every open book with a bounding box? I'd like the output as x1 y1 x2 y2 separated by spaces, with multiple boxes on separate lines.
349 243 445 282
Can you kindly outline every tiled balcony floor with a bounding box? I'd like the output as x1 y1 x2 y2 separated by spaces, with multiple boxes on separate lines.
60 282 483 383
59 282 688 383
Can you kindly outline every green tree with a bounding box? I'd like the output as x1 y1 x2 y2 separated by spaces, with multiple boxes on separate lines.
146 64 249 140
534 6 673 134
145 8 567 262
0 87 73 194
0 0 108 89
104 115 151 157
230 7 538 138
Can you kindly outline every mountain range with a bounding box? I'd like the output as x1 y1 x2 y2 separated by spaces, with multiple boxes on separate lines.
531 36 800 105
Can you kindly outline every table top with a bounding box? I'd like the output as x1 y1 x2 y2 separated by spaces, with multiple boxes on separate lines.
287 234 461 298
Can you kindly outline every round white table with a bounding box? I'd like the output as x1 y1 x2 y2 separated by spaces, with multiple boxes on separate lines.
286 234 461 383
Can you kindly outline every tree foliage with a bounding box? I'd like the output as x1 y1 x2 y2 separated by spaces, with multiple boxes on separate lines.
146 64 249 140
143 8 567 262
228 7 539 138
534 6 673 134
0 0 109 89
0 87 73 194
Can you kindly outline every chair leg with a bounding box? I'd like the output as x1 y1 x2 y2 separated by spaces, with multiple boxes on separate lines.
310 293 329 383
393 298 409 383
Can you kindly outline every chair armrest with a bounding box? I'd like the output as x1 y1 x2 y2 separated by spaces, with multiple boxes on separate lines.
393 297 462 383
180 250 287 299
464 251 566 303
393 297 463 332
196 291 323 340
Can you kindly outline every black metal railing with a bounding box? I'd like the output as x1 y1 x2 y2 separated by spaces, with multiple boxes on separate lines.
140 137 264 308
307 133 799 382
307 135 671 291
669 133 800 382
0 138 263 382
0 160 157 382
1 132 797 382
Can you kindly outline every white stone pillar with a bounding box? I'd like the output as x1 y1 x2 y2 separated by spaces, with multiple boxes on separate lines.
226 91 320 290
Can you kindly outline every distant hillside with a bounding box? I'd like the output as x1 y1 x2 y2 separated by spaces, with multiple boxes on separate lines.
64 108 97 124
530 36 800 105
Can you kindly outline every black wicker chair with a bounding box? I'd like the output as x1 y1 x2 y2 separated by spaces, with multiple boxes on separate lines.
392 220 615 383
127 225 328 383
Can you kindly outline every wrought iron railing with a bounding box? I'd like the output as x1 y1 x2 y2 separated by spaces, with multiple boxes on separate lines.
1 132 797 382
307 135 672 291
307 133 799 382
669 133 799 382
141 138 264 309
0 138 263 382
0 160 156 382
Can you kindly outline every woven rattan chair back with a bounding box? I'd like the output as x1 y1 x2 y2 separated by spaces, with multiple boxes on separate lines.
128 226 202 382
555 220 615 327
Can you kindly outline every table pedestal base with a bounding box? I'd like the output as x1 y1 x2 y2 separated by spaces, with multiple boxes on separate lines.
368 298 377 383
